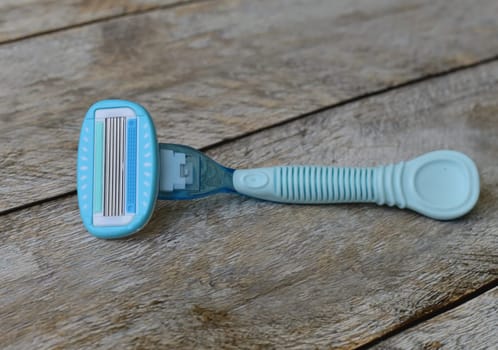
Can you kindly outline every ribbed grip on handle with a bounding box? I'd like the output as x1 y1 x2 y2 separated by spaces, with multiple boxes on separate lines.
278 166 377 202
233 166 378 204
375 162 406 208
233 150 479 220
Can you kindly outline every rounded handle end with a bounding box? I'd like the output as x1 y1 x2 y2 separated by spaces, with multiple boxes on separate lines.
403 150 479 220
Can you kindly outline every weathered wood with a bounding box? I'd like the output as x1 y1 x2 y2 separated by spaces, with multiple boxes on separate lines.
373 287 498 350
0 0 189 43
1 59 497 349
2 0 498 212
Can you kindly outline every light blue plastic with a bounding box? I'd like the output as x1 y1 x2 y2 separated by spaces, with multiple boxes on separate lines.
233 150 479 220
78 99 480 239
77 100 159 239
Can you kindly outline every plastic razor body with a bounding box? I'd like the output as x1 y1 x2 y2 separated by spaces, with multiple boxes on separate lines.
232 150 480 220
78 99 481 239
77 100 159 239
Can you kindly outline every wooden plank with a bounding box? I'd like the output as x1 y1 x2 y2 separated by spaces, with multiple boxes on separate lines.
1 60 497 349
373 287 498 350
2 0 498 212
0 0 190 43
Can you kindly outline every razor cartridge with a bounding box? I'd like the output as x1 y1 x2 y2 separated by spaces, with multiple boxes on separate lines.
77 100 158 239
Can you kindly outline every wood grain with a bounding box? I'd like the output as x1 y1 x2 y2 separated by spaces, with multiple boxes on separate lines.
373 287 498 350
2 0 498 212
0 0 190 43
1 59 497 349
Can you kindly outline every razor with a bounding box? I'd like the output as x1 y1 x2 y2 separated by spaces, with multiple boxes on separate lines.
77 100 480 239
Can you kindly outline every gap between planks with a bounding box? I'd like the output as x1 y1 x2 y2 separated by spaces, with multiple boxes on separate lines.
202 53 498 153
2 52 498 217
372 286 498 349
355 278 498 350
0 0 210 47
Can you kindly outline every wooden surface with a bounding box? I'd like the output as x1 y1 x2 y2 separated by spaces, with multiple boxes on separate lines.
1 1 497 349
2 0 498 212
2 57 498 348
0 0 189 43
374 287 498 350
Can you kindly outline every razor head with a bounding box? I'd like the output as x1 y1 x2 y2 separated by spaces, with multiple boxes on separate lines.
77 100 159 239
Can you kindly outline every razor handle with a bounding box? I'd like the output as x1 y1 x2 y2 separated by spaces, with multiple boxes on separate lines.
233 150 479 220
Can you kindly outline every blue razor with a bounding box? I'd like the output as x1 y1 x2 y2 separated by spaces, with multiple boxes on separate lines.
77 99 480 239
